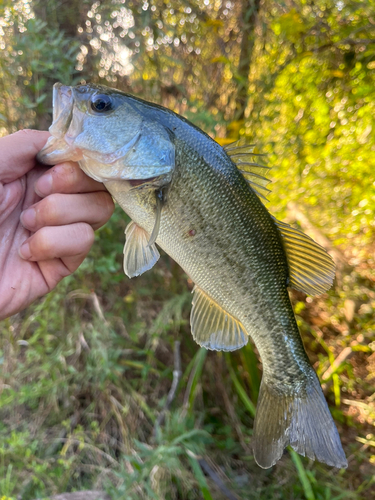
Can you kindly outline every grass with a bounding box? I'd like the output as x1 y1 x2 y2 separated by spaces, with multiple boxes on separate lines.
1 206 375 499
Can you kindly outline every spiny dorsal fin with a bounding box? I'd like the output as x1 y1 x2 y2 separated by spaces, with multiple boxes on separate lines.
191 286 248 351
273 217 335 296
224 140 271 201
123 221 160 278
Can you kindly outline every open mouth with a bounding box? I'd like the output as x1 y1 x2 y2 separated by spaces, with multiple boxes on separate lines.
49 83 74 139
37 83 84 165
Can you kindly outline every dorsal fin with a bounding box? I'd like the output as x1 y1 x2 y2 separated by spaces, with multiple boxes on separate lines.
191 286 248 351
224 140 271 201
224 142 334 295
273 217 335 296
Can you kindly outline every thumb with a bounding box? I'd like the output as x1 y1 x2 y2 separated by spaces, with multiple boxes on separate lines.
0 129 51 184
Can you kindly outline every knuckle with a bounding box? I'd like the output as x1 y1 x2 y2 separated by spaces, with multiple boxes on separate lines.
89 192 114 228
85 192 114 224
52 162 79 188
37 194 60 223
59 161 79 178
99 192 115 217
31 227 54 257
14 129 38 139
75 223 95 249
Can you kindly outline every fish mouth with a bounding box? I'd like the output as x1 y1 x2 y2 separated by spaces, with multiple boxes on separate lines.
48 83 74 139
37 83 83 165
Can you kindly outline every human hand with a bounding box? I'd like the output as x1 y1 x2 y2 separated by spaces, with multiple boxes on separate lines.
0 129 114 320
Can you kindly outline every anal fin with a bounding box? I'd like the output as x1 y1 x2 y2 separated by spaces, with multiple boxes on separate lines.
191 286 248 351
123 221 160 278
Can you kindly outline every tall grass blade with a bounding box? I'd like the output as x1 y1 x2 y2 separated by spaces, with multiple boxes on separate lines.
239 342 261 402
289 448 316 500
184 348 208 413
225 353 256 417
186 450 214 500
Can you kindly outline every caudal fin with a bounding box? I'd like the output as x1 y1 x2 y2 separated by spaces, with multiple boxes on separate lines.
252 374 347 469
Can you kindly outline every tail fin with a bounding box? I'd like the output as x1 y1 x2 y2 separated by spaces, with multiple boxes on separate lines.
253 374 347 469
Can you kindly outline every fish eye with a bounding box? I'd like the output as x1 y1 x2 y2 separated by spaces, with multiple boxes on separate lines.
91 94 114 113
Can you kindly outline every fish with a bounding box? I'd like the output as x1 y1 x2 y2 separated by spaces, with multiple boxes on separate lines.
37 82 347 469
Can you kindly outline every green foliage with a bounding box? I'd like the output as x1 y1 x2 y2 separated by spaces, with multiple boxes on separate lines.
1 0 375 499
247 1 375 249
0 8 81 131
106 413 213 500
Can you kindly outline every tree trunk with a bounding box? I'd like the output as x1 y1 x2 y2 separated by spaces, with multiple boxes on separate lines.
236 0 261 121
32 0 89 37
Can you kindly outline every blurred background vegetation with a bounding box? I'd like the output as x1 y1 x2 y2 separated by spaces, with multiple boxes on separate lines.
0 0 375 498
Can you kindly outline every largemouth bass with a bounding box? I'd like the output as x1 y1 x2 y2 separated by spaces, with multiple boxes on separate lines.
37 82 347 469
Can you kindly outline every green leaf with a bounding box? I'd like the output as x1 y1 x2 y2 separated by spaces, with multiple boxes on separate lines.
186 451 214 500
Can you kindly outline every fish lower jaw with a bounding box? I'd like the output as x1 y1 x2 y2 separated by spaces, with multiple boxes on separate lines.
37 137 83 165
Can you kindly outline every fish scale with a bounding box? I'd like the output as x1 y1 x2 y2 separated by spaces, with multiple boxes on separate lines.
37 82 347 469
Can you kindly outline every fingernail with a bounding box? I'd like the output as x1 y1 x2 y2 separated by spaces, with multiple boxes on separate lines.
35 173 52 196
19 241 32 260
20 208 36 229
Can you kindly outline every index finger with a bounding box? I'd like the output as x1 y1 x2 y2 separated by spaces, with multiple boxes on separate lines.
0 129 51 183
35 161 108 197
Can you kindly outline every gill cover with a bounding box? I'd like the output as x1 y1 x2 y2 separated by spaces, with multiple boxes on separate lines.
76 118 175 183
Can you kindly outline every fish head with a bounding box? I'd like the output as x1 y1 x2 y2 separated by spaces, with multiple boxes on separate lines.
37 82 175 183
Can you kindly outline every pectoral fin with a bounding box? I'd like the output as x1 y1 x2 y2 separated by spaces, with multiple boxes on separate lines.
274 218 336 295
191 286 248 351
147 189 163 247
123 221 160 278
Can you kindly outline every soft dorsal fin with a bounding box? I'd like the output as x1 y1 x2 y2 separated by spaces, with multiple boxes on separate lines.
224 141 271 201
224 141 334 295
123 221 160 278
191 286 248 351
273 218 335 296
